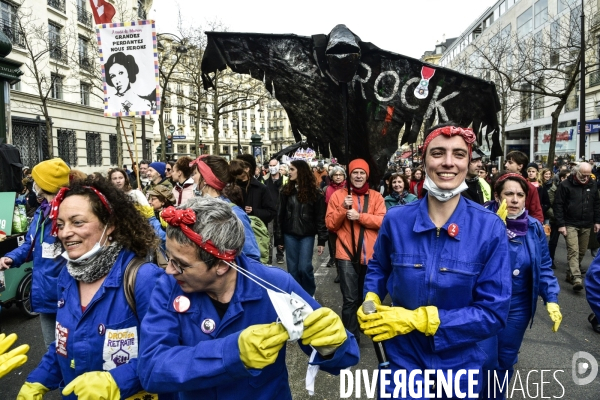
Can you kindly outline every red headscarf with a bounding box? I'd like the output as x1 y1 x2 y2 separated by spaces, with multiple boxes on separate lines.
189 155 226 191
422 126 476 158
161 207 237 261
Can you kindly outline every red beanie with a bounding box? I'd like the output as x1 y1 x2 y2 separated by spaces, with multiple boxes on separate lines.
349 159 369 178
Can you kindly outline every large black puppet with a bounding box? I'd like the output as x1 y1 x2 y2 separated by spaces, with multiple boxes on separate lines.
201 25 501 185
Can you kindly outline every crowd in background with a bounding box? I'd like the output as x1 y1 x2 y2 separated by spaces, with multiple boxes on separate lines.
3 136 600 398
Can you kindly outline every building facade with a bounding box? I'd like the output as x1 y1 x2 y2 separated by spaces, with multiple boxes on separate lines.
4 0 156 173
439 0 600 163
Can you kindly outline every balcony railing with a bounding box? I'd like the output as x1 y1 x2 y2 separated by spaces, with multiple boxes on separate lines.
77 6 93 27
47 0 65 13
0 19 24 48
50 43 67 63
79 54 92 71
589 70 600 88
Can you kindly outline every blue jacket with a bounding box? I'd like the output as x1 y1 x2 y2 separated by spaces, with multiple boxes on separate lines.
586 254 600 319
27 249 164 399
5 207 67 313
138 254 360 399
507 214 559 326
221 196 261 262
363 195 511 395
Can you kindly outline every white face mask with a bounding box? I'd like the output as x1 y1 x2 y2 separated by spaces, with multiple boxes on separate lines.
269 165 280 175
61 224 108 262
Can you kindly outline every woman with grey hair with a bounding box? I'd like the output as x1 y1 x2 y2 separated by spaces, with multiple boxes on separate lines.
138 196 359 399
324 165 347 282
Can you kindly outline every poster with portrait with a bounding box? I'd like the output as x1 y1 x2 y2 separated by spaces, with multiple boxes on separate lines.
97 20 160 117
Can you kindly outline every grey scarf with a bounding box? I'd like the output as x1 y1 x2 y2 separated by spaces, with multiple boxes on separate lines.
67 243 123 283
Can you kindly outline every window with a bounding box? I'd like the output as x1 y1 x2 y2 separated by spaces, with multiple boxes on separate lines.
76 0 91 26
79 36 91 71
47 0 65 13
558 0 575 14
109 134 118 165
534 0 548 28
177 144 186 154
177 113 184 125
533 79 544 119
164 112 171 123
534 31 543 64
189 115 196 126
517 8 533 37
57 129 77 166
10 80 20 91
499 2 506 15
569 5 582 46
1 1 23 47
80 83 90 106
86 132 102 167
50 73 63 99
48 22 65 62
550 21 560 65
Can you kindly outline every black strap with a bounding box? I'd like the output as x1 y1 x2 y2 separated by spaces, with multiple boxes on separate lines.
340 194 369 264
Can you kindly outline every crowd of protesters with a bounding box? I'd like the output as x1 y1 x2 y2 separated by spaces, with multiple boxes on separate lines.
2 125 600 399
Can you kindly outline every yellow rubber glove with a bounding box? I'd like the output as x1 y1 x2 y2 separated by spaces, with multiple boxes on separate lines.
301 307 347 356
359 304 440 342
238 322 289 369
16 382 49 400
356 292 382 326
546 303 562 332
135 204 155 220
0 333 29 378
62 371 120 399
496 199 508 224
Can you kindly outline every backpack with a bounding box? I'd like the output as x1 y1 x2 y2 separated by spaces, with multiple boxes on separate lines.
249 215 270 264
227 202 270 264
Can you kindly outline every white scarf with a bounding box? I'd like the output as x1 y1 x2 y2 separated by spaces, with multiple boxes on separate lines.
423 174 468 202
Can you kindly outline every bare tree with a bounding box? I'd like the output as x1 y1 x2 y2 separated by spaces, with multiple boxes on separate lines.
458 1 598 167
14 4 74 158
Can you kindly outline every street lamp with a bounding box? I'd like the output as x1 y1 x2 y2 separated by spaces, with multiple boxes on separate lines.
232 113 242 155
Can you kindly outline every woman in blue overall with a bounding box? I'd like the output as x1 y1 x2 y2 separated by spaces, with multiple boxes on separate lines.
483 172 561 398
0 158 70 347
138 196 359 399
17 177 166 399
358 123 513 399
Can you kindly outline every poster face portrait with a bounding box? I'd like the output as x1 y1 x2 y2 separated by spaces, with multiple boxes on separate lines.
97 20 160 116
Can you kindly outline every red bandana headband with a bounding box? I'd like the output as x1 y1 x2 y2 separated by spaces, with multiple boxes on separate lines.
189 155 226 191
49 186 113 236
422 126 477 158
161 206 237 261
495 172 528 190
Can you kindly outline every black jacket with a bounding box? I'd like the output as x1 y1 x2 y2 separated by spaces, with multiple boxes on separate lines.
461 177 484 205
275 186 328 246
554 175 600 228
239 177 276 225
260 173 286 205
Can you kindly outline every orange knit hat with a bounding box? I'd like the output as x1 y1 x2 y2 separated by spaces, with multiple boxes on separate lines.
349 159 369 178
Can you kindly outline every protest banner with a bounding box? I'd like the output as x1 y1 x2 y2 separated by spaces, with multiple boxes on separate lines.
96 20 160 117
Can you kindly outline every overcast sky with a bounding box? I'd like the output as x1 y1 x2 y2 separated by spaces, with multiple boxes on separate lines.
149 0 497 59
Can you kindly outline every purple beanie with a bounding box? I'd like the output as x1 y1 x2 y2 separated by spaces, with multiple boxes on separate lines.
149 162 166 178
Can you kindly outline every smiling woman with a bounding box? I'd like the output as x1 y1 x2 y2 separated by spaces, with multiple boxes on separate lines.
18 176 164 400
358 122 513 398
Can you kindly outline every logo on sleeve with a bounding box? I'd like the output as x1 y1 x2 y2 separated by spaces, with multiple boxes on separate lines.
102 327 138 370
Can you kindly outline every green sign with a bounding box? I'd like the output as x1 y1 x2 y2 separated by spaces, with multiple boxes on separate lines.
0 192 15 235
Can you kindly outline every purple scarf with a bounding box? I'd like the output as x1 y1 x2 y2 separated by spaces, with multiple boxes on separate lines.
39 199 51 219
506 210 529 239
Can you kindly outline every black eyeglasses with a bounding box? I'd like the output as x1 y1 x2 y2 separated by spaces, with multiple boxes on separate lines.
165 252 188 274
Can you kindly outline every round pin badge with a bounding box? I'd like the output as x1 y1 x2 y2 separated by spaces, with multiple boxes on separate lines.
98 323 105 336
57 298 65 308
448 223 459 238
513 269 520 276
173 295 190 313
201 319 216 334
